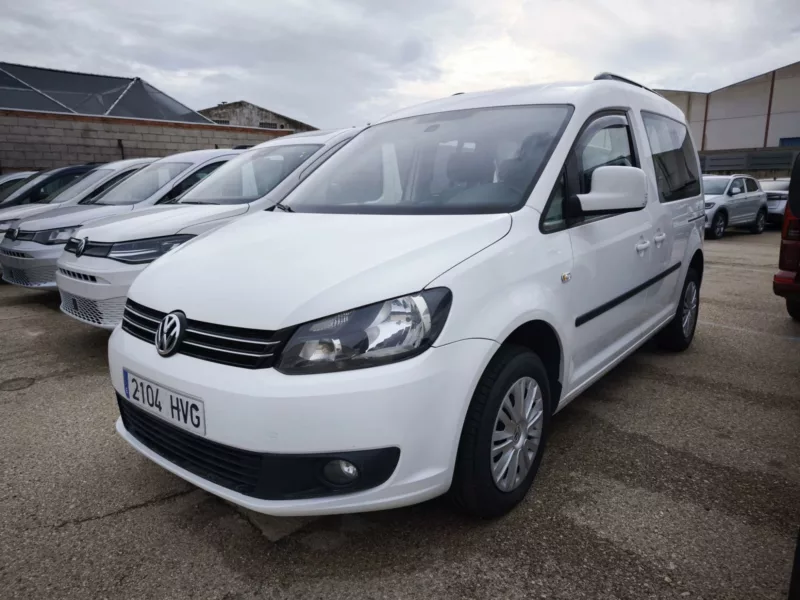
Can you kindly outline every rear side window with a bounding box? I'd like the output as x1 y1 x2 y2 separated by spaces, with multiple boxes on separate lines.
641 112 700 203
745 178 758 192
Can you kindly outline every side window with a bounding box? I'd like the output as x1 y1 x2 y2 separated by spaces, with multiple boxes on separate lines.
641 112 700 203
160 162 225 202
541 171 567 232
745 178 758 192
731 178 745 195
577 114 636 193
82 169 139 202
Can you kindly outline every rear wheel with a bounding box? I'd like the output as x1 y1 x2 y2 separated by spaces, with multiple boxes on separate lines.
787 300 800 322
750 208 767 234
657 267 700 351
451 346 551 518
707 212 726 240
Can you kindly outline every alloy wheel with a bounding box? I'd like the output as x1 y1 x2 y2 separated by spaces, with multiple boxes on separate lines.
714 216 725 238
490 376 544 492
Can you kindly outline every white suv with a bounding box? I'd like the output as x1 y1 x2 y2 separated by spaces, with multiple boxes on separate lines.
108 74 705 518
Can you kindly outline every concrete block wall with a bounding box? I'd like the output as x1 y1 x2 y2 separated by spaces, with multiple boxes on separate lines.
0 110 291 173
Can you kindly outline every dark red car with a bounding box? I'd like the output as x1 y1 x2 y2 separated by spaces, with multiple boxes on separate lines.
773 155 800 321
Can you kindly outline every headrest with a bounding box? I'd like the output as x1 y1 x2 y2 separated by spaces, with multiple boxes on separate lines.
446 150 495 185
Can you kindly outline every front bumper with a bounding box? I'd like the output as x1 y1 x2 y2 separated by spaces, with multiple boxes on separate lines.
0 240 64 288
56 253 146 329
108 328 498 516
703 207 715 229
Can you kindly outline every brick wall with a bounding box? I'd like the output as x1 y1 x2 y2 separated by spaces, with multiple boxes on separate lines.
199 102 315 132
0 110 291 173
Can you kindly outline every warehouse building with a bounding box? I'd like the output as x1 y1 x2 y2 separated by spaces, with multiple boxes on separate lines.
0 62 289 173
657 60 800 175
199 101 316 132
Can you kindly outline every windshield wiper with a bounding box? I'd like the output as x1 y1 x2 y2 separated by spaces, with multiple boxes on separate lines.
268 203 294 213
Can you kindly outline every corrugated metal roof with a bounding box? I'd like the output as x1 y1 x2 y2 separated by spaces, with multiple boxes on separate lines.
0 62 214 124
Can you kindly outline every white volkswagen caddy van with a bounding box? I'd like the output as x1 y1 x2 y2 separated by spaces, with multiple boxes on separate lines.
109 75 705 518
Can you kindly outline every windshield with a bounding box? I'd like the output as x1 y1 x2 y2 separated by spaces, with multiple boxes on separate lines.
41 169 113 204
0 172 48 205
92 162 192 205
179 144 321 205
702 177 729 195
760 180 789 192
0 173 39 203
282 105 573 214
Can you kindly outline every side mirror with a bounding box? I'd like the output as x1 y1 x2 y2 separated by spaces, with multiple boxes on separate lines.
729 187 742 196
575 166 647 215
788 153 800 216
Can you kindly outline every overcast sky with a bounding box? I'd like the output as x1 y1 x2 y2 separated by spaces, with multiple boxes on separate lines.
2 0 799 128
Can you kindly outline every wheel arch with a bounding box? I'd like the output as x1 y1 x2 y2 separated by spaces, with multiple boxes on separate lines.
499 319 564 410
689 248 704 284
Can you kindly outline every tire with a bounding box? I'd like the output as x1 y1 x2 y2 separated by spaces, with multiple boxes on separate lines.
657 267 700 352
788 300 800 322
750 208 767 234
707 212 726 240
450 345 551 518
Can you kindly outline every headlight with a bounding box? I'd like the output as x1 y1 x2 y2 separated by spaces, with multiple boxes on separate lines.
107 234 194 264
704 202 715 209
277 288 452 374
32 227 78 245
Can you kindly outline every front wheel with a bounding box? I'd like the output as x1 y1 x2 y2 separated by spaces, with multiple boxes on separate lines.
451 346 551 518
750 209 767 234
707 212 726 240
787 299 800 322
657 267 700 351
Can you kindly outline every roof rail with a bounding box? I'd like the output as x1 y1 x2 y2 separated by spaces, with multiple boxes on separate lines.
594 73 663 97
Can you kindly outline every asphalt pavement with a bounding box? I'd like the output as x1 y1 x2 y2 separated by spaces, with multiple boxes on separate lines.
1 229 798 600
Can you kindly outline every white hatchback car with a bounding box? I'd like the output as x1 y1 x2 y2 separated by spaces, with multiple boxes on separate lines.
109 75 705 518
56 129 358 329
0 149 240 289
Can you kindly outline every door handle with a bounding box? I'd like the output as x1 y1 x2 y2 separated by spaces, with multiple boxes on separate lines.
635 240 651 253
654 232 666 246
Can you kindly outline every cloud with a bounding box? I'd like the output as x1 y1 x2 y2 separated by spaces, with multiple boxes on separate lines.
0 0 798 128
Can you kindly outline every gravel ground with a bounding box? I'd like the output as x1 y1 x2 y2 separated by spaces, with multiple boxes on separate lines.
1 229 798 600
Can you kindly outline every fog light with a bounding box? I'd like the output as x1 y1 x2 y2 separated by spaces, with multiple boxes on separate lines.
322 459 359 486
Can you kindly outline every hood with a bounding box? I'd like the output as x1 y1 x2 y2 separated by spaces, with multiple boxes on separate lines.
704 194 724 202
77 204 249 242
130 211 512 330
0 203 64 224
17 205 133 231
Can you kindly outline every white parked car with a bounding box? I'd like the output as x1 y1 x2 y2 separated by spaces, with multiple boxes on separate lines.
0 159 154 236
760 178 790 225
0 149 241 289
702 174 767 239
109 74 705 518
57 129 358 329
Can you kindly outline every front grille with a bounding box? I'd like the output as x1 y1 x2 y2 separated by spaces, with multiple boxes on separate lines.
2 264 56 287
64 238 112 257
118 396 262 496
767 193 787 201
58 267 97 283
60 290 126 327
117 395 401 500
121 299 288 369
0 248 29 258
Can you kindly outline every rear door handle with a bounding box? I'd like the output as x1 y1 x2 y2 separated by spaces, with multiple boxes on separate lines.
635 240 651 253
654 232 666 246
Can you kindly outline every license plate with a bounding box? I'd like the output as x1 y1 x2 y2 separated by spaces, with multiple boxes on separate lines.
123 369 206 436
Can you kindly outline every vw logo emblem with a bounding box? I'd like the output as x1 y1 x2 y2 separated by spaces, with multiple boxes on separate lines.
155 311 186 357
75 237 88 257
